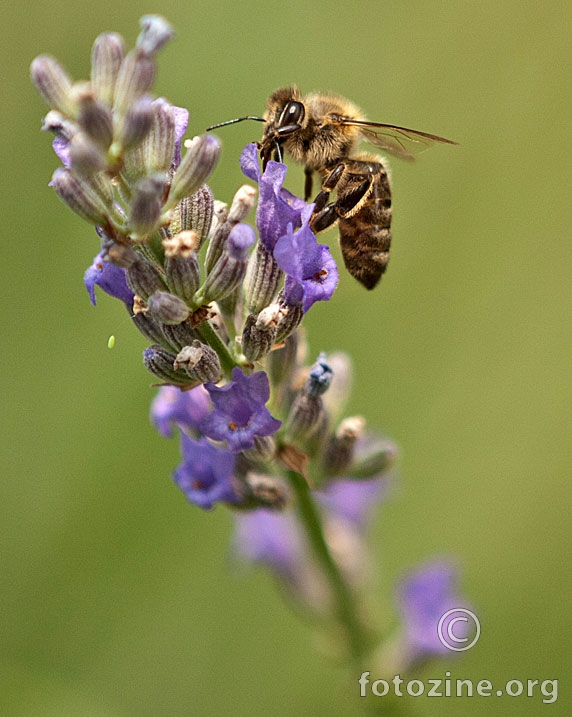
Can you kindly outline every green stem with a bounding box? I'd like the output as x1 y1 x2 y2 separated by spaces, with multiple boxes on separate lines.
287 470 369 669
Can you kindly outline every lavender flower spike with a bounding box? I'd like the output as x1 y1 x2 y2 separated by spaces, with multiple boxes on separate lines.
201 367 281 453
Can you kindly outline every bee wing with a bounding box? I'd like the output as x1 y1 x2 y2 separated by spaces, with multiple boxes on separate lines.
342 119 457 161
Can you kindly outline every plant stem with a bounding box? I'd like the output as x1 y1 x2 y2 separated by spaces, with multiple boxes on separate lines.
287 470 369 669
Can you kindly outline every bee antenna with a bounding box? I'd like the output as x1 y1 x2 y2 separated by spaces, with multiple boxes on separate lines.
206 116 265 131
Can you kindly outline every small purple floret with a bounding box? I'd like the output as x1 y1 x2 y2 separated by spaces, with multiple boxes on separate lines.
84 251 134 307
150 384 212 438
173 433 239 510
201 367 281 453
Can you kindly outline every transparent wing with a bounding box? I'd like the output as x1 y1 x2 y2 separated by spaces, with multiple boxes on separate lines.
342 118 457 161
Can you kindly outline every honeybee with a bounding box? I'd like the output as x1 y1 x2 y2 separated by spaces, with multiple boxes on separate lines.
207 87 456 289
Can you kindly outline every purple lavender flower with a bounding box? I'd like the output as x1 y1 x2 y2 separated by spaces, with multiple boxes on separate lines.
173 433 239 510
84 250 134 307
201 367 281 452
274 216 339 313
233 508 305 576
150 384 212 438
316 478 387 531
240 143 306 251
397 560 466 660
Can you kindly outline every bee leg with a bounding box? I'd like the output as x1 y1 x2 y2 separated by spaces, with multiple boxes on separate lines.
304 167 313 201
310 202 338 233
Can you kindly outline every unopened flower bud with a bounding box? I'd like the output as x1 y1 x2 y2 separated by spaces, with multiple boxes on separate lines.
76 87 113 149
305 352 333 397
323 416 366 475
241 471 290 510
112 94 154 153
69 132 107 176
227 184 256 223
173 340 221 383
91 32 125 106
167 135 220 208
143 344 189 385
168 184 214 246
113 49 156 117
241 304 284 362
148 291 190 325
136 15 175 55
245 243 282 314
30 55 76 117
163 231 201 301
160 319 200 351
50 167 109 224
132 311 174 350
267 332 301 387
128 173 168 237
350 437 398 479
197 223 255 303
126 255 167 300
205 185 253 274
321 352 353 423
285 392 327 445
274 296 303 344
41 110 77 142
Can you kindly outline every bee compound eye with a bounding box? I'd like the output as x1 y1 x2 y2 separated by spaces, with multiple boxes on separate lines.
280 101 305 128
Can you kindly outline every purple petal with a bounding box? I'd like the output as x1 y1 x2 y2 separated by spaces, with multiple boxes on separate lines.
317 478 387 530
83 251 134 307
150 384 212 437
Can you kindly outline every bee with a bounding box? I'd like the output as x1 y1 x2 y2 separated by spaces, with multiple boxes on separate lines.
207 87 456 290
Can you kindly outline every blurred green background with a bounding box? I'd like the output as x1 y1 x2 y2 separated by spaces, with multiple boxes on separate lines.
3 0 571 714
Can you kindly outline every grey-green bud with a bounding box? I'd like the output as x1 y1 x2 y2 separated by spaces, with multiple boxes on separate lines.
30 55 76 117
167 135 220 208
173 340 222 383
91 32 125 106
147 291 190 325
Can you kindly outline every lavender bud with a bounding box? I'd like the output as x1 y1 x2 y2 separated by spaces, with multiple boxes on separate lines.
227 184 257 223
127 173 169 237
197 223 255 303
173 340 221 383
323 416 366 475
136 15 175 55
68 132 107 176
76 88 113 149
141 98 176 175
285 393 327 445
126 256 167 300
241 304 284 362
148 291 190 325
160 319 200 351
205 185 254 273
30 55 76 117
143 344 189 385
246 243 283 313
350 438 398 479
50 167 109 224
267 332 301 387
168 185 214 246
167 135 220 208
242 472 290 510
321 352 353 424
132 311 175 351
112 95 154 153
91 32 125 105
113 49 156 117
306 352 333 397
101 240 139 269
163 231 201 301
274 299 303 344
41 110 77 142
